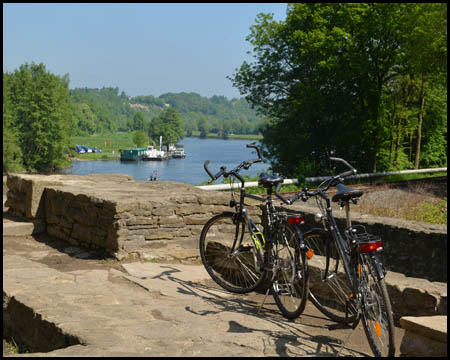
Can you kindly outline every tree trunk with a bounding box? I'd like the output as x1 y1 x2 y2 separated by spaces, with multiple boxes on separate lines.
389 101 397 165
394 119 401 167
408 133 413 163
414 77 425 169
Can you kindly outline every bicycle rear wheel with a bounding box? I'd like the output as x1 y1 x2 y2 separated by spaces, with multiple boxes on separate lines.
359 253 395 357
199 212 266 293
271 224 309 319
304 231 358 323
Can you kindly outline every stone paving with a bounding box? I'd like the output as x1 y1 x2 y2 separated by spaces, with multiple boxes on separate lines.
3 229 407 357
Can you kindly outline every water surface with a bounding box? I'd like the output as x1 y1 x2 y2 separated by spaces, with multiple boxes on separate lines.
63 137 270 185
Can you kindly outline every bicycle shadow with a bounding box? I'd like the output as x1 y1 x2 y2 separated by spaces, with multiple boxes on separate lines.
145 265 370 357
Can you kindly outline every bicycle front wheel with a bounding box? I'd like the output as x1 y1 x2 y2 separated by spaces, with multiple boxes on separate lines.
271 224 309 319
359 253 395 357
304 231 358 323
199 212 266 293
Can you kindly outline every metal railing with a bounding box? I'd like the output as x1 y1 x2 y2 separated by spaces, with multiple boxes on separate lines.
196 167 447 191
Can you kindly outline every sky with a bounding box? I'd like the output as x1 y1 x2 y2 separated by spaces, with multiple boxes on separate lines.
3 3 288 99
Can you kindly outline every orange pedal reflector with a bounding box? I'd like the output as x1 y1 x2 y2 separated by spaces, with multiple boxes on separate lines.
349 292 353 298
306 249 314 260
376 322 381 337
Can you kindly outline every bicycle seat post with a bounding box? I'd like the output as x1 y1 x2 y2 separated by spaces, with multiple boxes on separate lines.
344 201 352 228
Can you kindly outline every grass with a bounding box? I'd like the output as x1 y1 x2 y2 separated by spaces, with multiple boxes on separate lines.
70 132 135 160
345 171 447 186
190 131 262 140
3 327 26 355
356 182 447 225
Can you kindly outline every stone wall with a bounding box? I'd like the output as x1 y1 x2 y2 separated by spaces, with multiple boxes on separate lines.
6 173 262 260
400 316 447 357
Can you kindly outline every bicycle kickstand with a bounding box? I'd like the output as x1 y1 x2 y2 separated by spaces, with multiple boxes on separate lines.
257 287 271 314
257 270 276 314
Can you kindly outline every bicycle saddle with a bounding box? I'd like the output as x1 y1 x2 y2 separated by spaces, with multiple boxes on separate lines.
332 183 364 202
258 173 284 188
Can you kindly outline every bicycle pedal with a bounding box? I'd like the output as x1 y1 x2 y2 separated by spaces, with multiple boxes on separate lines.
328 323 353 331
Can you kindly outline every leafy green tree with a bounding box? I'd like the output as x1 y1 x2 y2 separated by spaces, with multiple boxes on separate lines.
5 62 72 172
198 115 210 138
231 3 447 177
218 121 231 139
3 72 24 172
132 130 148 147
132 111 147 131
148 107 184 145
399 3 447 168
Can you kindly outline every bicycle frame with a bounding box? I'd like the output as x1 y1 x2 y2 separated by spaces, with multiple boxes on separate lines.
306 186 388 327
226 176 308 274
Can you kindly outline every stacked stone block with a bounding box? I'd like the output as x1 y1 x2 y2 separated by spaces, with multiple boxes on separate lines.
6 173 262 260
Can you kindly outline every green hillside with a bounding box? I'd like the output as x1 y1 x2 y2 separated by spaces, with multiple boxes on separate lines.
70 87 265 137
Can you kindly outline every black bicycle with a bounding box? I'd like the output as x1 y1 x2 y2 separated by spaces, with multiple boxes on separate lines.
200 144 309 319
280 157 395 357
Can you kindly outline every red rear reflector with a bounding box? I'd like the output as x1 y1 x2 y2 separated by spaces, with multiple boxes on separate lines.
360 241 383 253
288 216 305 225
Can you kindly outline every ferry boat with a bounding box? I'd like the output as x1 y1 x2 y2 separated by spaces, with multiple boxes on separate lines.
171 147 186 159
167 143 186 159
142 145 170 161
119 147 147 161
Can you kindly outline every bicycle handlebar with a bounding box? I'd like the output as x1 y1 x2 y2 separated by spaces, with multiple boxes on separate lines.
329 157 357 178
275 181 291 204
286 157 358 205
203 144 263 183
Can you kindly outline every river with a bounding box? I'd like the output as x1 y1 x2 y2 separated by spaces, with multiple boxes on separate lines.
62 137 271 185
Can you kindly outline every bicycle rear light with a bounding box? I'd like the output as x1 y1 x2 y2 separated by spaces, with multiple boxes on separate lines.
287 215 305 225
360 240 383 253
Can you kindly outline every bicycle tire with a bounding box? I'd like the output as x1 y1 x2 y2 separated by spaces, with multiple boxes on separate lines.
304 231 358 323
271 223 309 320
199 212 267 293
359 253 395 357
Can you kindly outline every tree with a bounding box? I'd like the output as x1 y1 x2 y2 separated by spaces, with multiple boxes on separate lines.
148 107 184 145
133 111 147 131
5 62 72 172
230 3 447 177
198 115 210 138
3 72 24 172
399 3 447 168
132 130 148 148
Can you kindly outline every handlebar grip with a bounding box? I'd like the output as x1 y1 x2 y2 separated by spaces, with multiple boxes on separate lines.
246 144 262 163
203 160 215 180
339 169 356 178
275 181 291 205
329 157 355 171
287 192 302 204
214 168 225 179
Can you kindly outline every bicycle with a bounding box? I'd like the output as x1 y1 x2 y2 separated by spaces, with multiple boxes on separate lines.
280 157 395 357
199 144 309 319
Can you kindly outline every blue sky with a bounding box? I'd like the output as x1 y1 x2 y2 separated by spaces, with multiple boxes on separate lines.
3 3 287 99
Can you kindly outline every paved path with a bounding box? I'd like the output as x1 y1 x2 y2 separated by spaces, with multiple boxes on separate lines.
3 230 404 357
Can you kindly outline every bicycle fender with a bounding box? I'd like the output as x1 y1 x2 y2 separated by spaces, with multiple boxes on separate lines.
291 224 306 249
368 253 386 281
304 228 329 237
